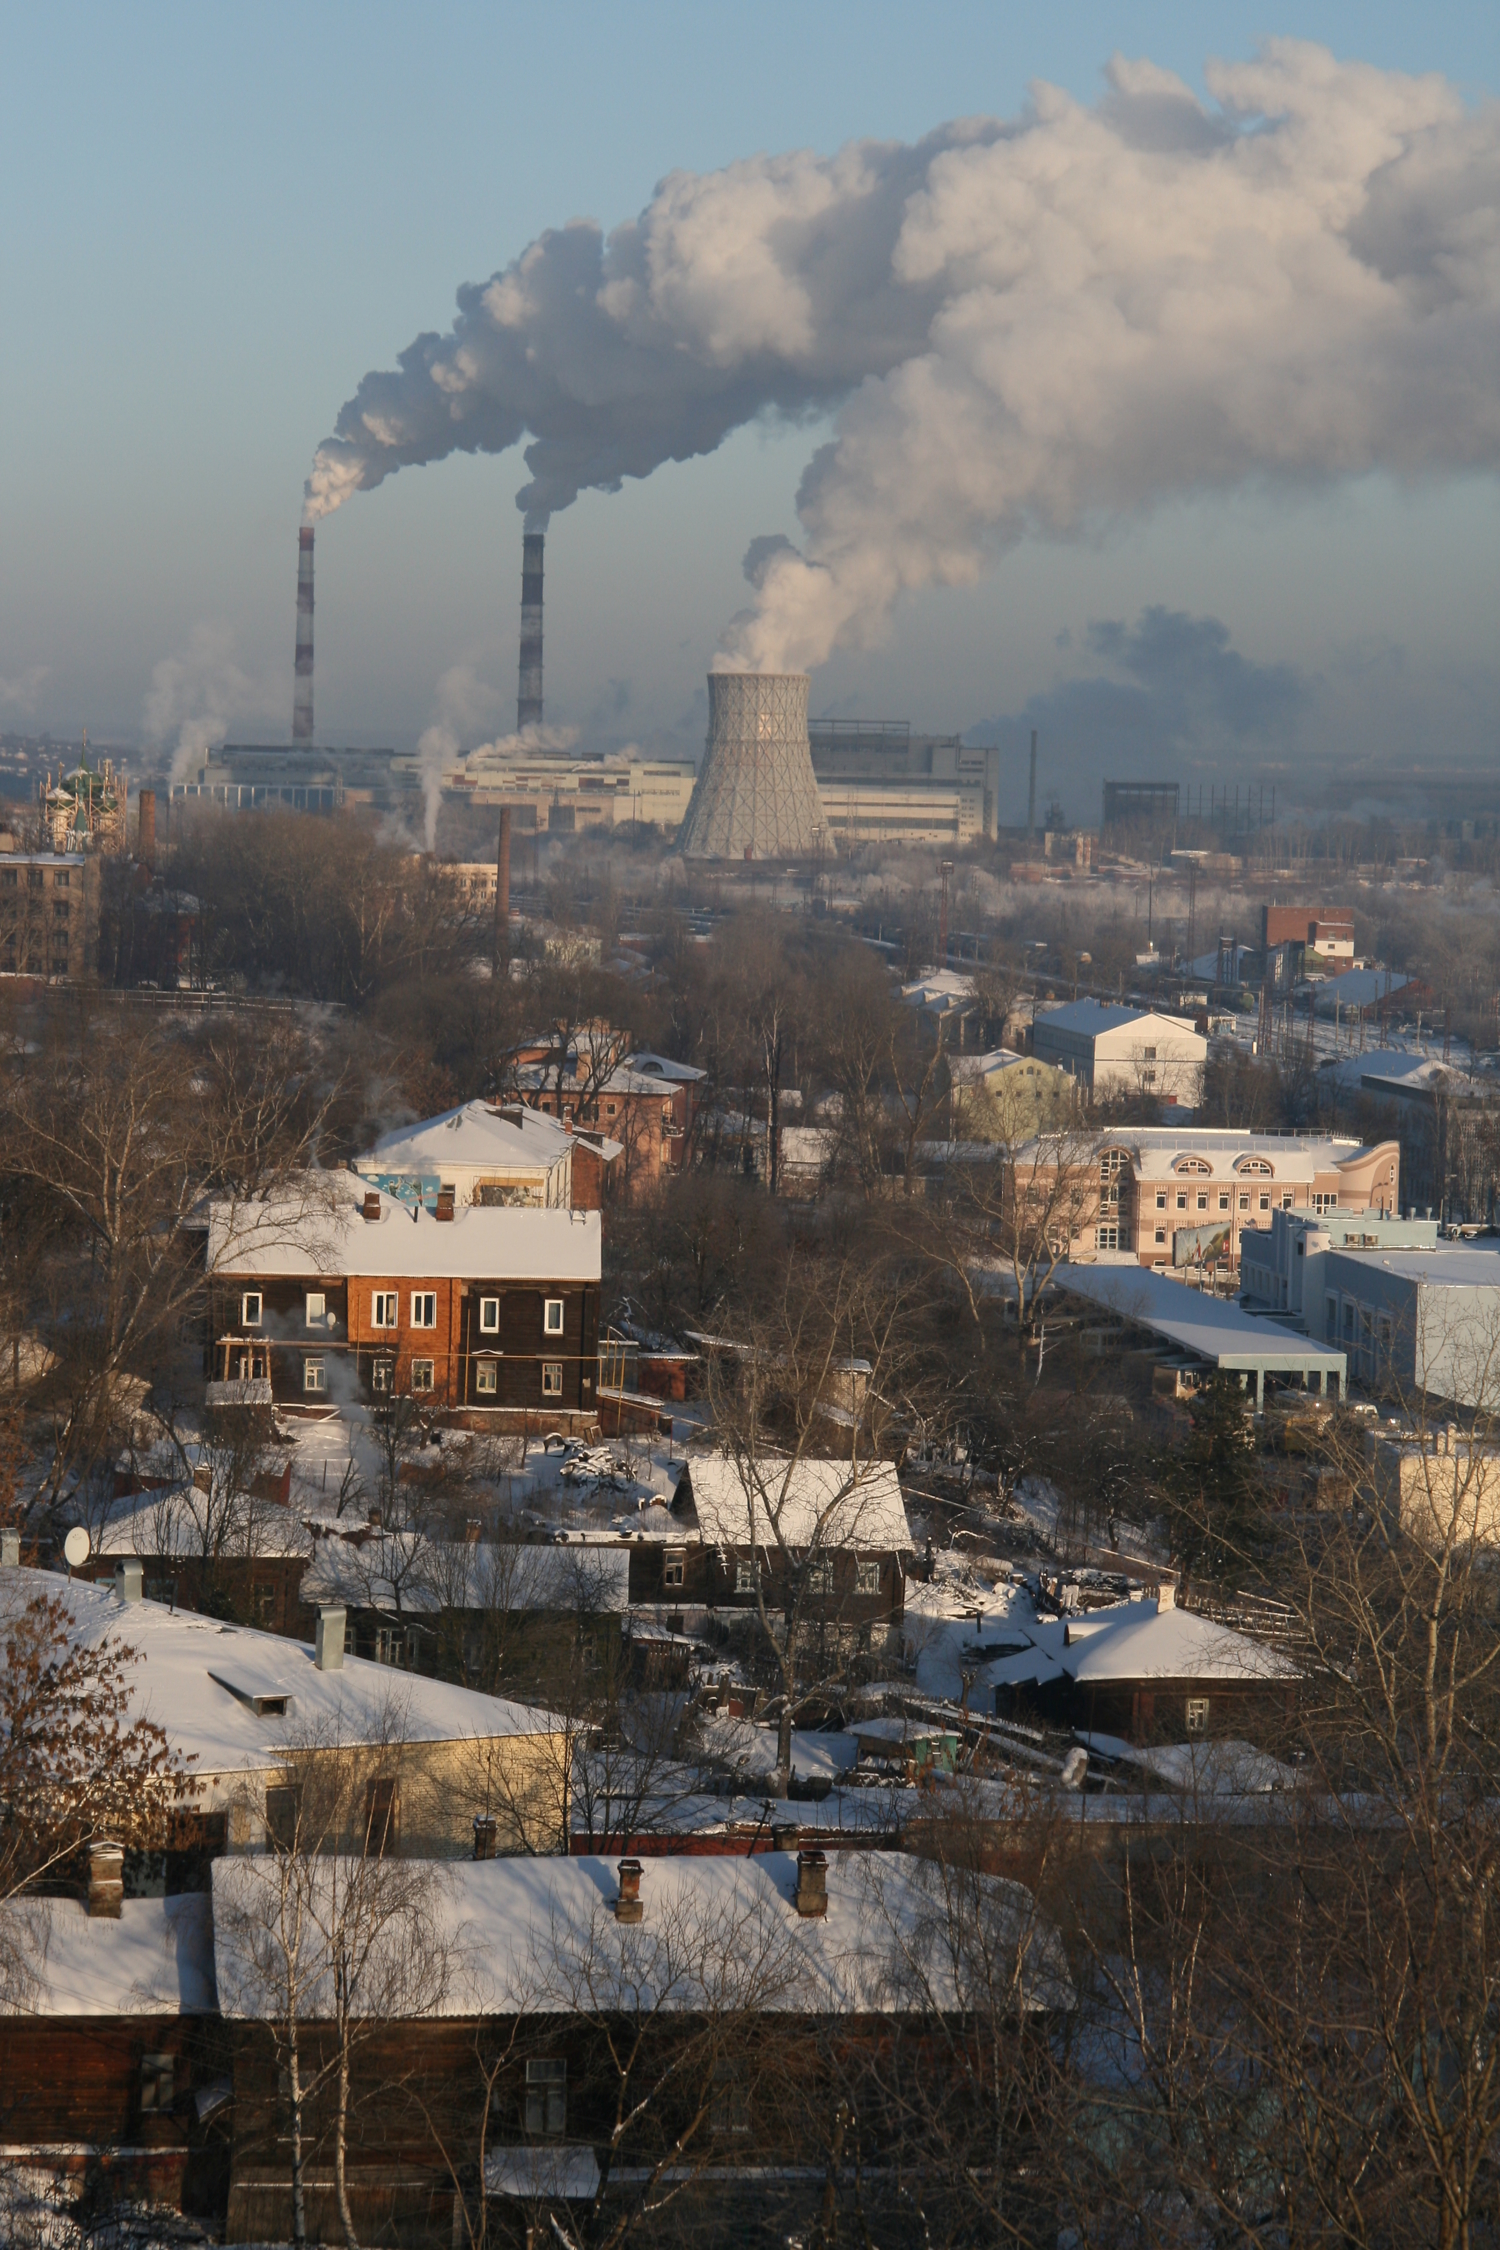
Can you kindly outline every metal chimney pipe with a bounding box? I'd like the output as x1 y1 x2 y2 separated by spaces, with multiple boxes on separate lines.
137 788 156 868
1027 729 1038 843
495 806 512 964
517 531 543 730
293 527 315 743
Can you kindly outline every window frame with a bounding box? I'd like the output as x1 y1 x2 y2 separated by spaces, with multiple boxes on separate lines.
855 1558 882 1597
540 1360 564 1398
523 2058 567 2138
474 1357 499 1396
663 1552 685 1589
410 1291 437 1330
479 1295 500 1334
241 1291 263 1328
1185 1697 1210 1737
371 1291 398 1330
543 1296 565 1336
735 1557 759 1595
303 1355 326 1394
410 1357 435 1393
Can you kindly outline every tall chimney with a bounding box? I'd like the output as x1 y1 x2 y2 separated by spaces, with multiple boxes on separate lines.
495 806 512 964
137 788 156 869
517 531 543 730
293 527 315 743
1027 729 1038 843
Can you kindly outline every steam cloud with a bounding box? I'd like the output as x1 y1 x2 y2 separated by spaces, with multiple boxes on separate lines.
144 626 258 782
305 43 1500 673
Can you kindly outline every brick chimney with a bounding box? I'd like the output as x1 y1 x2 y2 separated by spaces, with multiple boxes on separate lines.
362 1190 381 1222
435 1185 456 1222
794 1848 828 1918
614 1857 644 1923
473 1814 498 1861
88 1840 125 1919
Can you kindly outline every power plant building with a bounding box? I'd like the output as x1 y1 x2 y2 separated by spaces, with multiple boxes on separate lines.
446 745 696 833
810 721 1003 846
171 745 423 816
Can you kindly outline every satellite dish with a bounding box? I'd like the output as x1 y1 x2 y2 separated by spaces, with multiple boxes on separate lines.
63 1526 90 1569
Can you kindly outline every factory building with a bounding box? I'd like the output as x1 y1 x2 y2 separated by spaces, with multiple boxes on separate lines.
445 744 695 832
171 745 423 817
809 721 1003 845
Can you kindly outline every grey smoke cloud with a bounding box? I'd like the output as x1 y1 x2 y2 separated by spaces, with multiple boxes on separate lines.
305 43 1500 674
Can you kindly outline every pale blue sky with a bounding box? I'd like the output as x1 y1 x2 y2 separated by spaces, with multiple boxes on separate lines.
0 1 1496 816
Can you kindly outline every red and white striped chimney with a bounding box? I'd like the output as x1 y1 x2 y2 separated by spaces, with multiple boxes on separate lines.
293 527 315 743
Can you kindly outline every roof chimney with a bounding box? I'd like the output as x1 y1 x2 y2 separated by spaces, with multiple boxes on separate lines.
293 527 315 742
0 1528 18 1568
517 531 543 730
1156 1577 1176 1612
613 1856 643 1923
794 1847 828 1918
114 1557 142 1605
315 1605 345 1671
435 1185 456 1222
473 1814 498 1861
362 1189 381 1222
87 1840 124 1920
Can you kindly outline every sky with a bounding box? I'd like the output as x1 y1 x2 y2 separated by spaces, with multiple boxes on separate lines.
0 1 1496 825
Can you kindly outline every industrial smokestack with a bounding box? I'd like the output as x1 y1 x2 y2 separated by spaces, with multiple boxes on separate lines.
517 531 543 730
293 527 315 743
137 788 156 869
495 806 512 964
1027 729 1037 843
678 673 822 860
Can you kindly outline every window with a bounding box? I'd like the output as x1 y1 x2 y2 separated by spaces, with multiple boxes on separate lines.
0 869 13 888
265 1783 302 1851
1154 1228 1167 1245
735 1558 759 1594
1342 1301 1355 1341
1196 1192 1208 1211
372 1292 398 1328
1259 1193 1271 1213
1176 1193 1187 1211
475 1358 498 1396
1281 1191 1295 1210
807 1553 834 1595
241 1292 262 1327
479 1296 500 1333
375 1627 415 1668
541 1361 563 1398
1326 1295 1339 1337
663 1552 685 1588
139 2053 175 2114
1218 1192 1230 1212
710 2067 752 2139
53 899 69 920
372 1356 394 1394
27 869 42 889
305 1291 326 1324
1185 1697 1210 1736
53 870 69 889
1156 1192 1167 1209
1239 1193 1250 1212
303 1356 326 1393
543 1298 564 1335
1142 1045 1157 1061
524 2059 566 2137
856 1559 881 1596
410 1291 436 1329
1095 1224 1118 1250
364 1778 399 1856
410 1358 435 1392
252 1581 276 1625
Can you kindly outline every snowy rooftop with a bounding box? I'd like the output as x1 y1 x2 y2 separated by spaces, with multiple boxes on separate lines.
0 1893 217 2018
2 1568 565 1786
213 1849 1072 2019
357 1099 576 1177
208 1177 601 1283
1053 1264 1347 1377
72 1486 311 1561
677 1457 912 1551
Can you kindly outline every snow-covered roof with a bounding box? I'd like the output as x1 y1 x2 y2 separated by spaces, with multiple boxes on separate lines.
1034 1002 1204 1048
73 1487 311 1561
208 1177 601 1284
1080 1732 1303 1793
213 1849 1072 2019
678 1457 912 1552
0 1893 217 2018
302 1537 630 1616
357 1100 573 1178
1054 1265 1347 1378
1060 1596 1297 1683
3 1569 564 1788
1314 967 1412 1010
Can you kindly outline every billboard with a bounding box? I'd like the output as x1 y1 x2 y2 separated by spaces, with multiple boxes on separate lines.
1173 1223 1232 1268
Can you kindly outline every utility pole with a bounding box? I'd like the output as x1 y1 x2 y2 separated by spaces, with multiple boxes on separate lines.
938 860 953 968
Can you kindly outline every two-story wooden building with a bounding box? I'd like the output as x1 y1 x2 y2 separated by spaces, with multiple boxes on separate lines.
205 1182 602 1432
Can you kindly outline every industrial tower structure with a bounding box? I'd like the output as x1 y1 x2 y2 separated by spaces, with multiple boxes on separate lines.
678 672 823 859
517 531 544 730
293 527 314 742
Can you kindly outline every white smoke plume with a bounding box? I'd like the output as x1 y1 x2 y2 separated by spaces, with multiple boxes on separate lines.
305 43 1500 672
143 625 257 782
416 663 579 850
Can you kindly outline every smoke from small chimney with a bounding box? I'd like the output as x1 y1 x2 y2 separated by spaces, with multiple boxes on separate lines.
293 527 315 743
517 531 543 731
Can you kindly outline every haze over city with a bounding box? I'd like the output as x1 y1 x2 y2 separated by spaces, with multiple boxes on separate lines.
2 1 1496 825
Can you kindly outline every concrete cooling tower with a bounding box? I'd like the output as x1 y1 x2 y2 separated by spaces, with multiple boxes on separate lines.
677 672 823 859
